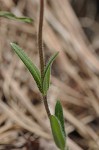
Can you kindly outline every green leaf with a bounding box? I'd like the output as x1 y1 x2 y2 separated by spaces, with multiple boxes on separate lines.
55 101 66 137
0 11 33 23
50 115 66 150
42 67 50 95
42 52 59 95
10 43 42 92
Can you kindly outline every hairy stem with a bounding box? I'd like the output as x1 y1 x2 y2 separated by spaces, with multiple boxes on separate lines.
38 0 51 117
38 0 45 79
43 95 51 117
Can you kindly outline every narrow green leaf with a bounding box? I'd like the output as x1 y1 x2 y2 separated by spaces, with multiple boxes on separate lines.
50 115 66 150
42 52 59 95
0 11 33 23
44 52 59 77
55 101 66 137
10 43 42 92
15 17 33 23
42 67 50 95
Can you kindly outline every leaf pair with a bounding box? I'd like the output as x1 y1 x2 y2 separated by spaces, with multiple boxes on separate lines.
11 43 58 94
50 101 66 150
0 11 33 23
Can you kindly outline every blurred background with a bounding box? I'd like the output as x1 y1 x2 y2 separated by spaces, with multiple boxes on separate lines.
0 0 99 149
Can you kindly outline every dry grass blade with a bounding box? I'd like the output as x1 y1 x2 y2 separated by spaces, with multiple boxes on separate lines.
0 100 50 139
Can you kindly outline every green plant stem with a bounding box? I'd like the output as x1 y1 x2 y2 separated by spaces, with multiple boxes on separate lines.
43 95 51 118
38 0 45 79
38 0 51 117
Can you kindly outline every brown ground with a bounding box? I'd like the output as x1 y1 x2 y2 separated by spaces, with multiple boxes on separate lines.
0 0 99 149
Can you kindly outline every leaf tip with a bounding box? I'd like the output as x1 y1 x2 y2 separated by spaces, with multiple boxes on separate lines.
10 42 13 46
10 42 17 49
10 42 15 47
56 51 59 56
56 100 61 105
